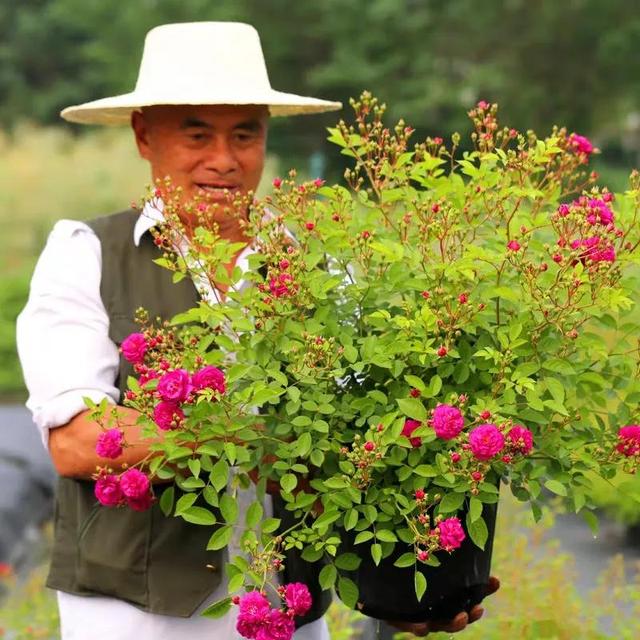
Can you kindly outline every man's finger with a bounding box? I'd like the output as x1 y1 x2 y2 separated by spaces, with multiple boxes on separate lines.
426 611 469 633
468 605 485 624
485 575 500 596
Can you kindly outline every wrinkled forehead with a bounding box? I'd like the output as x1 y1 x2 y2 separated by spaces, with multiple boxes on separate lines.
139 104 270 130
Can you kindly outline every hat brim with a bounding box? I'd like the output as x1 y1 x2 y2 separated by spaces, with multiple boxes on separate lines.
61 89 342 124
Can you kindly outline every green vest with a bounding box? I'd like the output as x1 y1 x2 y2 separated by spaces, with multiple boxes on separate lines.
47 210 331 624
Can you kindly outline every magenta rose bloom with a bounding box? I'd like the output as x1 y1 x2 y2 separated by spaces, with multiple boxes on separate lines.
506 425 534 455
401 419 422 447
571 236 616 264
237 591 271 639
127 492 154 512
121 333 148 364
157 368 192 402
192 365 226 395
119 468 150 500
568 133 594 155
587 198 614 225
469 423 505 461
153 400 185 431
616 425 640 457
429 404 464 440
256 609 296 640
95 428 124 459
94 474 124 507
284 582 312 617
438 517 466 551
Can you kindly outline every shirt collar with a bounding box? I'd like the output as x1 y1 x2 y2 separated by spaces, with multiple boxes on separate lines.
133 198 165 246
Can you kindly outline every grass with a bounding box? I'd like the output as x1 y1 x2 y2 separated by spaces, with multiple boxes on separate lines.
2 494 639 639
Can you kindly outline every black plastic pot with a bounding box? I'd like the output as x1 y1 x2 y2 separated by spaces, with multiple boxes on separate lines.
338 501 498 623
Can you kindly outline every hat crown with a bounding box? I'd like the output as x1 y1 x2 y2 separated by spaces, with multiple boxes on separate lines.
134 22 272 97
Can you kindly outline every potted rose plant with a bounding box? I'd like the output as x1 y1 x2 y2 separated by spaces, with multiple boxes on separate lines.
90 93 640 634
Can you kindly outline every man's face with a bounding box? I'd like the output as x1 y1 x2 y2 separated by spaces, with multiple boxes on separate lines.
132 104 268 216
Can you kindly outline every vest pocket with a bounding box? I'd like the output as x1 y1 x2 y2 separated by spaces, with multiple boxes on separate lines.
76 501 151 605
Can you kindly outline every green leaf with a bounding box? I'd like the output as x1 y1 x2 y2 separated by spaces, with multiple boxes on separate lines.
280 473 298 494
201 597 232 619
187 459 201 479
207 525 233 550
371 543 382 566
466 514 489 550
394 552 416 568
159 486 174 517
469 496 483 523
261 518 281 534
210 459 230 492
223 442 237 465
245 501 264 528
175 493 198 515
319 564 337 589
438 492 465 514
426 375 443 398
296 432 313 457
376 529 398 543
414 571 427 602
313 510 342 529
181 506 217 526
396 398 428 421
354 531 374 545
344 509 358 531
338 577 359 609
220 494 239 524
545 378 565 404
335 553 362 570
228 572 245 593
544 479 567 496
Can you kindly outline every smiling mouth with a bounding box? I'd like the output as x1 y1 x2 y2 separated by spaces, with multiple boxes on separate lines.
195 183 240 194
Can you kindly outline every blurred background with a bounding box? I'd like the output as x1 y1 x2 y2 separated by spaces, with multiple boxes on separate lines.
1 1 640 638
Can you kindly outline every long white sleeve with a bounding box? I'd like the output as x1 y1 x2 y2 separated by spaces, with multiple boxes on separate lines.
16 219 120 448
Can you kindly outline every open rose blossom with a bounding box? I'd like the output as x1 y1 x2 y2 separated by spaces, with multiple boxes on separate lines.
616 425 640 457
119 468 150 500
95 428 124 459
157 368 192 402
153 400 185 430
469 423 505 461
236 591 272 639
437 517 466 551
568 133 594 155
94 474 124 507
570 236 616 263
127 492 154 512
121 332 148 364
506 425 534 455
284 583 312 616
401 419 423 447
192 365 226 394
429 404 464 440
256 609 296 640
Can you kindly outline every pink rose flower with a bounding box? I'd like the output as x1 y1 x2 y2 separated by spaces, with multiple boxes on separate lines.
127 492 154 512
506 425 534 455
568 133 594 155
121 333 148 364
119 468 150 500
157 369 192 402
616 425 640 457
429 404 464 440
256 609 296 640
153 400 185 431
284 582 312 617
469 423 505 461
401 419 422 447
237 591 272 639
269 273 296 298
507 240 521 252
94 474 124 507
95 428 124 459
571 236 616 263
192 365 226 394
587 198 614 225
437 517 466 551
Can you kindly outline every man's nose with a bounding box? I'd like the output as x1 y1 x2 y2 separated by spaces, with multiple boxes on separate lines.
202 137 239 174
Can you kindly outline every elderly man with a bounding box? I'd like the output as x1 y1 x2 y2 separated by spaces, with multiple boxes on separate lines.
17 21 496 640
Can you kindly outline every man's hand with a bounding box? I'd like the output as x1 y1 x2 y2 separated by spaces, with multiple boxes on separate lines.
386 576 500 637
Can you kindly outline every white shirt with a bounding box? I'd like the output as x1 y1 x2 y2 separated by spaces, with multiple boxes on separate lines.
16 205 330 640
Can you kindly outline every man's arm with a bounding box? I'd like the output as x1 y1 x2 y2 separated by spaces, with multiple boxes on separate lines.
48 406 153 479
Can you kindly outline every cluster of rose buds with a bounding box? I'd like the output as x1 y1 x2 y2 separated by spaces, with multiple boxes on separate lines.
411 494 466 561
567 133 596 159
94 467 154 511
233 582 312 640
340 430 384 489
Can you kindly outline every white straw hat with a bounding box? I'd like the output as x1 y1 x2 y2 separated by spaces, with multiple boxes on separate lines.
61 22 342 125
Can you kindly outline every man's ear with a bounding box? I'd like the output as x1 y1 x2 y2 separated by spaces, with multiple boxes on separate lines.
131 110 152 161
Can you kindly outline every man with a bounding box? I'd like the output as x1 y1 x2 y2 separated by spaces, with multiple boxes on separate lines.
17 21 497 639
